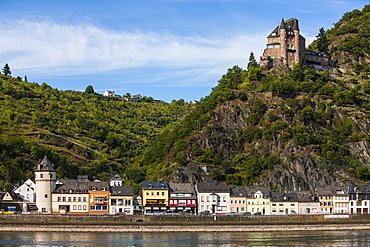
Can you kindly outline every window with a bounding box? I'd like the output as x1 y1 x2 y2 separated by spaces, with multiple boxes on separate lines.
78 197 81 202
162 192 165 196
90 206 96 210
73 205 77 210
78 205 81 210
83 197 87 202
68 197 71 202
73 197 76 202
44 194 48 198
146 192 149 196
57 197 61 202
157 192 160 196
83 205 86 210
62 197 66 202
40 174 43 178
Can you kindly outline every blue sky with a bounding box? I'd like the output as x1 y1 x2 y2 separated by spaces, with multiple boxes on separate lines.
1 0 368 102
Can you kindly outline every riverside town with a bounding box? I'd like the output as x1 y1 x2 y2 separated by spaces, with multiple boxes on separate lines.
3 156 369 216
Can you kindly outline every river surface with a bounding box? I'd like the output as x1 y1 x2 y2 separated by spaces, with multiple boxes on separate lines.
0 230 369 246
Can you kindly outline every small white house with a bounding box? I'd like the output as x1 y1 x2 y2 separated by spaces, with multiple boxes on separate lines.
13 179 36 203
195 182 230 214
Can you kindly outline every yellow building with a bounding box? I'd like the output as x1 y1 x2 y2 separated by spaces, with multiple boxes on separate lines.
317 186 334 214
142 181 169 214
270 192 299 215
245 187 271 215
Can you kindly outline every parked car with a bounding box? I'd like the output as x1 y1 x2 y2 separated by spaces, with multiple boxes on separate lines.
227 212 238 215
290 212 298 215
253 212 262 215
199 211 211 215
115 212 126 215
242 212 251 215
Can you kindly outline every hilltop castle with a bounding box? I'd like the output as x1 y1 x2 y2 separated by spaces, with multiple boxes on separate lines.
260 18 334 70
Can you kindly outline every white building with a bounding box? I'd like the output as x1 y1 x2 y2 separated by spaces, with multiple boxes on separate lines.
195 182 230 214
13 179 36 203
333 187 349 214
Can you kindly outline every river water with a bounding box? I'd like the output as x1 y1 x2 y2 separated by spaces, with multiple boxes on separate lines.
0 230 369 246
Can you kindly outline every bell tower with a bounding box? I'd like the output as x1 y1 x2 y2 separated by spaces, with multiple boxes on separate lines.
35 156 56 213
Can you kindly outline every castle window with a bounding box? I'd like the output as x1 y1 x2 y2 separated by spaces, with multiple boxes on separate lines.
44 194 48 198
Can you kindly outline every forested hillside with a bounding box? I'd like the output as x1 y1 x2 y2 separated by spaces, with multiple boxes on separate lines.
0 74 190 191
141 5 370 191
309 4 370 73
0 4 369 193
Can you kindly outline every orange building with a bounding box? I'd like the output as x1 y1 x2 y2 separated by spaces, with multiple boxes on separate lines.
88 180 110 214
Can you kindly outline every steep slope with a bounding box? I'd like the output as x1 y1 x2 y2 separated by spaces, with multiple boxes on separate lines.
141 60 370 191
0 75 190 189
309 4 370 73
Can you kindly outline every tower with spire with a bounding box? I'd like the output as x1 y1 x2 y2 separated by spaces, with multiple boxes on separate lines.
35 156 56 213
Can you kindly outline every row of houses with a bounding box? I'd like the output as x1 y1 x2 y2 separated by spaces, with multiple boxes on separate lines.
5 156 370 215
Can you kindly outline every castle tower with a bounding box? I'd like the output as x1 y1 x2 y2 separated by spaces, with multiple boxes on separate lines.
35 156 56 213
279 18 288 63
260 18 306 69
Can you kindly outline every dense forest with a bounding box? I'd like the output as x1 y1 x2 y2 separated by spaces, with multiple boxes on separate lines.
0 4 369 193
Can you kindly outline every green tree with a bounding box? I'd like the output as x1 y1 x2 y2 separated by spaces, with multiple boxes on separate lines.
2 63 11 76
316 28 329 54
84 85 95 94
247 52 259 70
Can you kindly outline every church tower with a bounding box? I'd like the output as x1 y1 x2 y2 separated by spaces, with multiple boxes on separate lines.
35 156 56 213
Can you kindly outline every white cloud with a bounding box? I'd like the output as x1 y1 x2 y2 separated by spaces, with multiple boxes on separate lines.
0 19 264 78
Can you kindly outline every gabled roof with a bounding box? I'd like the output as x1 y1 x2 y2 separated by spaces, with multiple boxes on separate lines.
316 186 335 196
110 186 134 196
245 187 270 195
53 179 89 193
230 187 247 198
270 192 298 202
88 181 109 191
196 182 229 193
296 192 318 202
0 191 22 202
142 181 169 190
36 155 55 172
168 183 194 193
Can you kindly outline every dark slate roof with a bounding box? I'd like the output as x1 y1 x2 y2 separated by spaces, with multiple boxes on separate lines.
316 186 335 196
268 18 299 38
0 191 22 202
77 175 88 183
230 187 247 198
168 183 194 193
88 181 109 191
245 187 270 198
348 185 369 194
196 182 229 193
110 174 122 181
280 18 286 29
110 186 134 196
296 192 318 202
270 192 298 202
333 187 348 196
36 155 55 172
53 179 89 193
142 181 169 190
